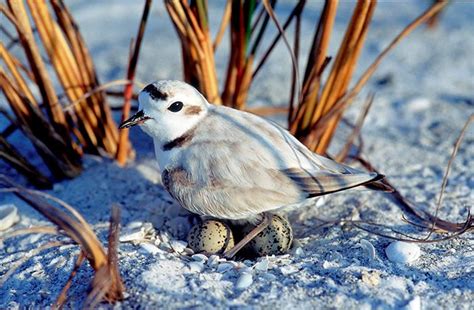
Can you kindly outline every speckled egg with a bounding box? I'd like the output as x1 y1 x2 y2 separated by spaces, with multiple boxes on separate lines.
187 220 235 254
242 215 293 256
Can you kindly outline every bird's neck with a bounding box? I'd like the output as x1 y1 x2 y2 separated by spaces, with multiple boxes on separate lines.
153 126 196 170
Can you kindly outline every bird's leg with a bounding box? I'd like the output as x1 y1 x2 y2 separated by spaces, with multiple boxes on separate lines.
224 213 272 259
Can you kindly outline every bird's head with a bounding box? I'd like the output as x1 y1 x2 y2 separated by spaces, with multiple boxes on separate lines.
119 80 209 143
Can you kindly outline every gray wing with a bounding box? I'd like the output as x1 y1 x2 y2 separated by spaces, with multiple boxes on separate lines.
282 168 383 197
164 106 381 220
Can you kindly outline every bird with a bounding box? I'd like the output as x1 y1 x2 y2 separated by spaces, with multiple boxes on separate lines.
119 80 388 257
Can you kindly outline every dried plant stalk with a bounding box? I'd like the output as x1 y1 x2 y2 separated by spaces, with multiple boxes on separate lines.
1 0 123 187
85 206 124 307
51 0 120 151
54 252 86 307
293 0 376 153
293 0 448 154
222 0 278 109
27 0 101 149
351 114 474 239
6 1 68 134
166 0 221 104
0 240 73 287
221 0 255 108
164 0 302 108
1 71 82 179
0 175 125 306
307 115 473 242
116 0 153 166
0 135 52 188
213 0 232 50
289 1 338 132
166 0 281 107
426 0 447 28
335 93 374 162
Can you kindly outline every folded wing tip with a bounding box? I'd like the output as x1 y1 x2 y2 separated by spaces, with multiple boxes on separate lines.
366 173 394 192
373 173 385 181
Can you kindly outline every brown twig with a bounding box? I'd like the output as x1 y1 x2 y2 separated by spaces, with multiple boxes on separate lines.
116 0 153 166
54 251 86 308
213 0 231 50
288 5 302 124
105 90 139 101
252 0 306 79
426 0 448 29
0 175 125 305
86 205 124 306
62 79 135 112
166 0 220 104
1 226 59 240
293 0 447 155
2 0 125 184
292 0 338 136
350 113 473 236
244 106 288 117
424 114 473 239
262 0 302 106
0 177 107 269
336 93 375 162
350 218 472 243
0 134 53 188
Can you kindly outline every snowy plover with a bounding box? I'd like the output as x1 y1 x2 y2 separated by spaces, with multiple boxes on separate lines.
120 80 387 257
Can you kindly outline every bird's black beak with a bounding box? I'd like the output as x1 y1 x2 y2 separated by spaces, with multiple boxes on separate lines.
119 110 151 129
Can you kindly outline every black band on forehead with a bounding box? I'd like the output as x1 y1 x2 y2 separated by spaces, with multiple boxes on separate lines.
143 84 168 101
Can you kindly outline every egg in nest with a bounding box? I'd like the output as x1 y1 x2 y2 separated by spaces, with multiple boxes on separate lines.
187 219 234 254
242 214 293 256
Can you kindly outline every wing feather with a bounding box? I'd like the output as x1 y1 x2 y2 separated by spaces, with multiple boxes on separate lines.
282 168 383 197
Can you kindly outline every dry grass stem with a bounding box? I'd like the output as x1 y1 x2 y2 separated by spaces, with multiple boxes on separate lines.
252 0 306 79
166 0 221 104
1 0 123 187
350 115 474 239
244 106 288 117
426 0 448 28
0 175 125 305
350 219 472 243
0 133 52 188
336 93 374 162
292 0 376 153
213 0 231 50
62 79 135 112
262 0 301 104
167 0 307 108
288 0 448 155
54 251 86 308
86 205 124 307
116 0 153 166
423 114 473 239
289 0 338 133
2 226 59 240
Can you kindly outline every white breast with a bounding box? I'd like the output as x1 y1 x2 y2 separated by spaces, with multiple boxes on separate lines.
153 139 178 171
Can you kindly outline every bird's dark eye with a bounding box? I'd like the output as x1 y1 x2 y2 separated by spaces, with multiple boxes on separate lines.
168 101 183 112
